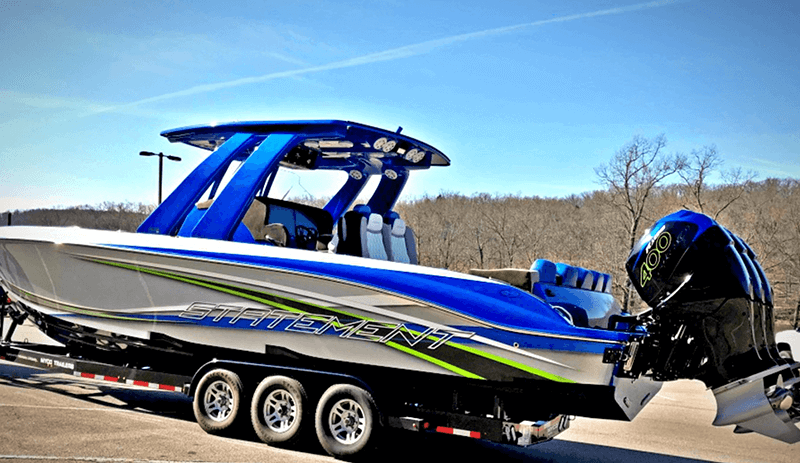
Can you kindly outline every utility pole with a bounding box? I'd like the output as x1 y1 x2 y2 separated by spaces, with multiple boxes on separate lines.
139 151 182 204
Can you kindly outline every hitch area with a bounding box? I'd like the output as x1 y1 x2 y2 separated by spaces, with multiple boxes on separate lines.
392 413 570 447
502 415 571 446
712 363 800 443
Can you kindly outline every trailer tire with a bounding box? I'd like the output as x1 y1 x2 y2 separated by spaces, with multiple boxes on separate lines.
193 369 244 434
251 376 307 445
315 384 379 458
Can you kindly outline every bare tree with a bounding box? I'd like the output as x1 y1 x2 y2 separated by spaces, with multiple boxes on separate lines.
595 134 686 312
464 194 494 269
678 145 722 214
678 145 757 220
481 198 521 268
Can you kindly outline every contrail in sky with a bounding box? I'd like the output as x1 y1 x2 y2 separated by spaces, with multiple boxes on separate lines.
99 0 683 113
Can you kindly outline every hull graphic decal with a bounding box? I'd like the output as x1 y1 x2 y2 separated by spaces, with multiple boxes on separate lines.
88 257 574 383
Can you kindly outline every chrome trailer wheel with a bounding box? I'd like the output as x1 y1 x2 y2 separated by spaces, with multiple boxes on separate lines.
315 384 379 458
193 369 244 434
251 376 307 445
329 398 366 445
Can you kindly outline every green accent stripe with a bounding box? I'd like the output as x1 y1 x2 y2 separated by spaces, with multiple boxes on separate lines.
89 257 571 382
398 328 575 383
94 259 369 321
450 343 574 383
386 342 485 380
91 258 484 379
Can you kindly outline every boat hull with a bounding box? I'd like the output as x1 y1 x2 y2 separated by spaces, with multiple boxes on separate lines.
0 226 659 420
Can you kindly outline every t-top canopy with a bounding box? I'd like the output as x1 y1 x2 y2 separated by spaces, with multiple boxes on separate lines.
139 121 448 240
161 120 450 171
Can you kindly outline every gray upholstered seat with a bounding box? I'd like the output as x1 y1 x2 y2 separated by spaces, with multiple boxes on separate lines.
382 214 417 264
333 206 388 260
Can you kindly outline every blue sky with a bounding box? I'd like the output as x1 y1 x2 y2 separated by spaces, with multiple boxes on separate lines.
1 0 798 210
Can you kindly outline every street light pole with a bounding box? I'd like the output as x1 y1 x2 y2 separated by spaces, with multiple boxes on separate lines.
158 154 163 204
139 151 182 204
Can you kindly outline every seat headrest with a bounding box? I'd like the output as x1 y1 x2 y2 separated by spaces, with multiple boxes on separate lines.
385 211 401 222
353 204 371 215
391 218 406 236
367 213 384 233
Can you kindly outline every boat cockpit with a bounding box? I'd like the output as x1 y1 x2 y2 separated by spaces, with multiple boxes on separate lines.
138 121 449 264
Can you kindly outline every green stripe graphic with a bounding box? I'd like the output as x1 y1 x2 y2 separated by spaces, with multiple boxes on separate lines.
88 257 573 383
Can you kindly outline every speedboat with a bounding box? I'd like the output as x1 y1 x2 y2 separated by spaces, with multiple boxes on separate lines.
1 120 798 444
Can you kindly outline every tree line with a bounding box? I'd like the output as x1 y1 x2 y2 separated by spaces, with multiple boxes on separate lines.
395 135 798 327
3 202 153 232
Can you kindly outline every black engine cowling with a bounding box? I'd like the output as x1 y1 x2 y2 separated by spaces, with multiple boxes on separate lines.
626 210 782 388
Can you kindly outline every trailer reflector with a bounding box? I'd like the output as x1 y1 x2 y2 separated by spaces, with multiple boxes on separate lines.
125 379 181 392
75 372 118 382
435 426 481 439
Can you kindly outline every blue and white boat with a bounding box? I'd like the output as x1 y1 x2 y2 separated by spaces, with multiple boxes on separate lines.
0 120 798 444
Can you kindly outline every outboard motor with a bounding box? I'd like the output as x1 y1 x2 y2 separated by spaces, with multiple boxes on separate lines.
626 210 800 443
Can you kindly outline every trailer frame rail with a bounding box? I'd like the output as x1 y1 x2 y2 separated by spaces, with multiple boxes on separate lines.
0 342 191 394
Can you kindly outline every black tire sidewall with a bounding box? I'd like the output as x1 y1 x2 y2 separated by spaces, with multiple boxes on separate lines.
315 384 378 458
193 369 244 434
251 376 306 444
